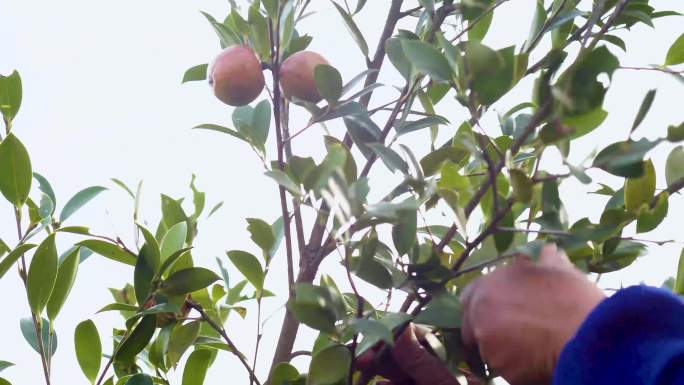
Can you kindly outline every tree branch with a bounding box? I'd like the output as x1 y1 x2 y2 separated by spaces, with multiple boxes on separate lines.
187 300 262 385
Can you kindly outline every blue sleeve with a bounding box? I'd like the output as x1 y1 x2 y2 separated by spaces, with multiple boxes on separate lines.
553 285 684 385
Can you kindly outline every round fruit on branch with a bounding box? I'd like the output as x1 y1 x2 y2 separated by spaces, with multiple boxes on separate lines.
209 45 265 106
279 51 329 103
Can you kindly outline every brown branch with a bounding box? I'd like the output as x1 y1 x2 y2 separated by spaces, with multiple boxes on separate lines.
187 300 262 385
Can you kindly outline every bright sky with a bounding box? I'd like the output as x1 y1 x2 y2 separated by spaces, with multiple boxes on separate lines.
2 0 683 384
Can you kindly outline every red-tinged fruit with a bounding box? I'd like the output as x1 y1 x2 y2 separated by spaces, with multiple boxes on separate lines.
209 46 265 106
279 51 329 103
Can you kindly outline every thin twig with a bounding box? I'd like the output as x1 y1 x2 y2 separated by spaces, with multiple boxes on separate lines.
187 300 262 385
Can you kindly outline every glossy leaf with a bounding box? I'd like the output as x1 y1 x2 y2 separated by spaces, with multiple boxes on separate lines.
246 218 275 260
60 186 107 222
666 146 684 187
77 240 136 266
593 138 658 178
0 70 22 122
160 221 187 261
115 315 156 363
308 345 351 385
33 172 57 211
391 209 417 255
182 64 208 83
369 144 408 174
675 248 684 295
330 2 369 57
20 317 57 359
0 362 13 372
27 234 58 314
414 293 462 328
0 134 32 207
0 243 36 280
160 267 220 296
314 64 343 103
226 250 264 291
137 224 161 272
509 169 533 203
401 40 453 82
167 321 201 368
624 159 656 212
665 32 684 65
271 362 299 385
46 247 80 320
74 319 101 384
630 89 656 133
124 374 153 385
182 348 215 385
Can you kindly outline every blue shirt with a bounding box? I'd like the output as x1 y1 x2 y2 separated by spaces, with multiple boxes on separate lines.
554 285 684 385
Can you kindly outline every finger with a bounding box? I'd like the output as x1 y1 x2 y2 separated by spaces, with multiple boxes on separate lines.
392 324 461 385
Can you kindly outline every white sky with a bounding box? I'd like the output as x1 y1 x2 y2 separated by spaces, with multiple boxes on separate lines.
1 0 683 384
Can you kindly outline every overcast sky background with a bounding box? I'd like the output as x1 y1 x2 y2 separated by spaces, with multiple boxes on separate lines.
1 0 683 384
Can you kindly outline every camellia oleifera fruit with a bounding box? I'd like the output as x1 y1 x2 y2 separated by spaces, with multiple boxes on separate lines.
279 51 329 103
209 45 265 106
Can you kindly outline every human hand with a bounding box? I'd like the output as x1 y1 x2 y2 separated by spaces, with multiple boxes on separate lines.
460 243 605 385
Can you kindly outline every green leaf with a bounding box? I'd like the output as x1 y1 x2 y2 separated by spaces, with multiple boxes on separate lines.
182 64 208 83
265 170 301 196
385 38 412 80
0 70 22 123
401 40 453 82
324 136 357 182
509 169 533 203
592 138 659 178
668 122 684 142
246 218 275 260
20 317 57 359
308 345 351 385
0 243 36 280
0 134 32 207
33 172 57 211
124 374 153 385
288 284 344 333
369 144 408 174
343 114 381 159
0 361 13 372
675 248 684 295
252 100 271 151
314 65 343 103
414 293 461 328
160 268 220 296
563 108 608 139
160 222 187 261
167 321 201 368
665 32 684 65
106 179 134 201
46 247 80 321
60 186 107 222
636 193 668 233
395 116 449 136
351 318 393 353
137 224 161 273
469 8 494 41
74 319 102 384
77 240 136 266
27 234 58 314
0 378 10 385
624 159 656 212
271 363 299 385
666 146 684 187
96 303 139 314
630 89 656 133
115 315 156 363
158 248 192 277
226 250 264 291
391 210 417 255
330 2 369 57
193 124 249 143
182 348 215 385
134 247 155 306
494 212 515 252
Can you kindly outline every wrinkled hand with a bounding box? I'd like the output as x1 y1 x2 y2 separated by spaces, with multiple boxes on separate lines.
460 243 605 385
355 324 461 385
